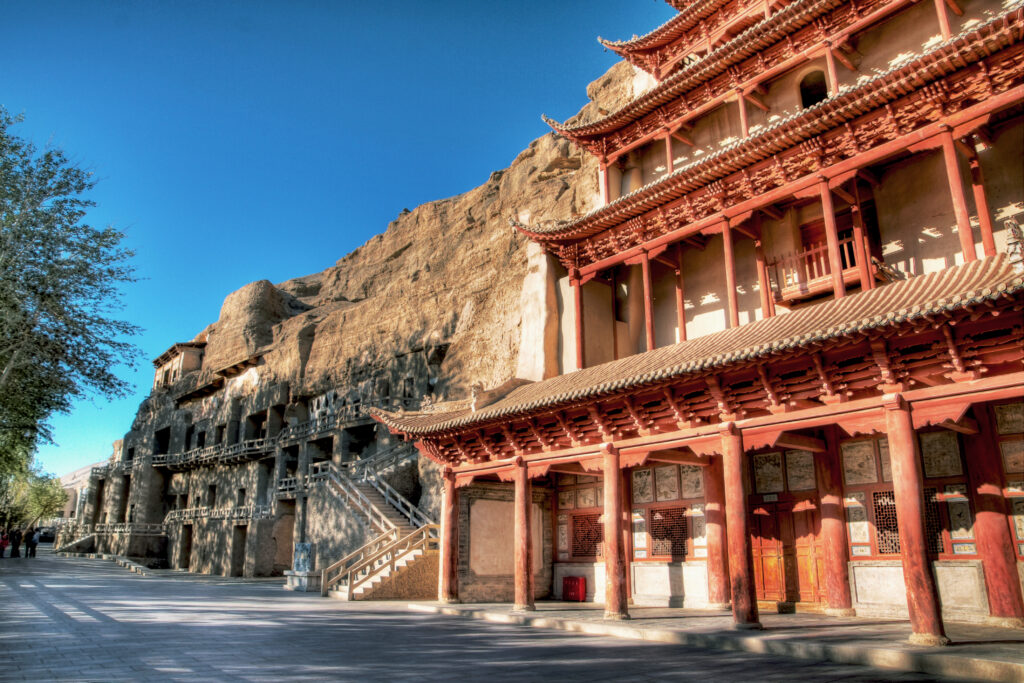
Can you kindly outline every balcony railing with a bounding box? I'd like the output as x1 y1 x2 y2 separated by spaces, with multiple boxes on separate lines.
164 505 271 523
766 237 864 303
94 522 166 535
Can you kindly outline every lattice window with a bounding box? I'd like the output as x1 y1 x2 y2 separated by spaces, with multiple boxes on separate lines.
923 488 944 555
649 507 688 558
873 490 900 554
572 513 603 558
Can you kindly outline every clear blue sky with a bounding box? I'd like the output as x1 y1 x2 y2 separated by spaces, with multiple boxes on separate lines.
4 1 676 476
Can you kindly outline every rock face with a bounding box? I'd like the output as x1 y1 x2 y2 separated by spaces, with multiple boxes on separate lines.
167 62 644 406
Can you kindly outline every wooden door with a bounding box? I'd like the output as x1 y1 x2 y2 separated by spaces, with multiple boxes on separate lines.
791 501 825 603
750 505 785 602
751 501 825 605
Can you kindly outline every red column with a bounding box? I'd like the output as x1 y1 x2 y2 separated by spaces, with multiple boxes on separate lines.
721 423 761 628
603 445 630 619
851 186 874 291
824 43 839 96
819 178 846 298
817 426 854 615
704 454 731 610
599 164 610 206
933 0 951 39
641 251 655 351
737 90 749 138
439 470 459 603
513 459 534 611
883 395 949 646
675 243 687 342
939 127 977 263
722 221 740 329
964 407 1024 626
754 240 772 319
664 133 674 177
573 278 585 371
966 148 997 257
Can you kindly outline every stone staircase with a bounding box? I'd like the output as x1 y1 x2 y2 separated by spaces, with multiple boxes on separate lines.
307 457 438 601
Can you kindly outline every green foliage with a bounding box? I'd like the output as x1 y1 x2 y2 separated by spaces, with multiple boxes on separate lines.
0 469 68 527
0 107 141 473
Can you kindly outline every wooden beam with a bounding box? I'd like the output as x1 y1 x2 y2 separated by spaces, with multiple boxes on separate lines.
646 448 710 467
547 463 588 475
759 204 784 220
744 92 770 112
774 432 827 453
939 417 979 435
672 131 695 146
833 185 856 205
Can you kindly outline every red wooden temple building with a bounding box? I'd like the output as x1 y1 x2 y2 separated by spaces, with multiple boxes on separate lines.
373 0 1024 645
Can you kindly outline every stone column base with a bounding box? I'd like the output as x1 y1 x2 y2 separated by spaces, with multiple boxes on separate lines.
283 570 321 592
908 633 950 647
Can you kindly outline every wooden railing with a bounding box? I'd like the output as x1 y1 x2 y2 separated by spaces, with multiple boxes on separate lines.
165 505 271 523
320 524 439 599
766 237 859 300
345 444 417 481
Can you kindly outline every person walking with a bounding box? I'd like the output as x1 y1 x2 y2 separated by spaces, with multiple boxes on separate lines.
9 528 21 558
27 529 39 558
0 530 8 558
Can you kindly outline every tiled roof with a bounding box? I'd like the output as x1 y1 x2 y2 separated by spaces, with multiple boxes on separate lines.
371 255 1024 436
599 0 728 52
550 0 842 139
526 8 1022 240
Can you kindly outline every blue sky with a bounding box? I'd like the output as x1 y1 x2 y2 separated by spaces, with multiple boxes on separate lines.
3 1 676 476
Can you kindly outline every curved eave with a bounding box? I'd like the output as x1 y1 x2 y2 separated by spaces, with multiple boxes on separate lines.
552 0 844 139
598 5 703 53
370 256 1024 439
524 9 1023 241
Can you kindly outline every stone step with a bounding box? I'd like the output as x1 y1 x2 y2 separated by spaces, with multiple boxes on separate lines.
326 549 426 601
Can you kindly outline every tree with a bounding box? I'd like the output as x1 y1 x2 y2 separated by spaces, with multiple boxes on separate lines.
0 469 68 527
0 107 141 473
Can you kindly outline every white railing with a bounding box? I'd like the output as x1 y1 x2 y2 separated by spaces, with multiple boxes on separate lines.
309 463 395 534
94 522 165 535
345 443 417 481
165 505 271 523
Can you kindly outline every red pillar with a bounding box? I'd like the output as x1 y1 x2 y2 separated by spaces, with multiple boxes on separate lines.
439 470 459 603
966 148 997 257
675 243 687 341
819 178 846 298
573 277 585 371
602 445 630 619
883 395 949 646
964 407 1024 626
641 251 655 351
939 127 977 263
754 239 772 319
722 221 740 329
599 164 610 206
721 423 761 628
704 454 731 610
933 0 951 39
664 133 674 177
817 426 854 615
824 43 839 96
737 90 749 138
513 460 534 611
851 186 874 291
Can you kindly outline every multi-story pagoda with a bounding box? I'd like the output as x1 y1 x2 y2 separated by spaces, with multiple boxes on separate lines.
375 0 1024 644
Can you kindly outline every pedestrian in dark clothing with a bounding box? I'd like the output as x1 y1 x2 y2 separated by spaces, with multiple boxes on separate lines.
9 529 21 558
0 531 8 558
26 529 39 558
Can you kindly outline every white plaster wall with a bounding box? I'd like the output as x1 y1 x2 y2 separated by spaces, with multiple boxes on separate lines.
515 242 560 382
468 499 543 576
850 559 991 621
630 561 709 607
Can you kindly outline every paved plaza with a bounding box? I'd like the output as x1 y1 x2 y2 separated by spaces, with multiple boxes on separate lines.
0 548 999 681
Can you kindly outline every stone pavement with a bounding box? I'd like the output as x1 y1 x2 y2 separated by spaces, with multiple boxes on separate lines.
408 601 1024 682
0 547 964 682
